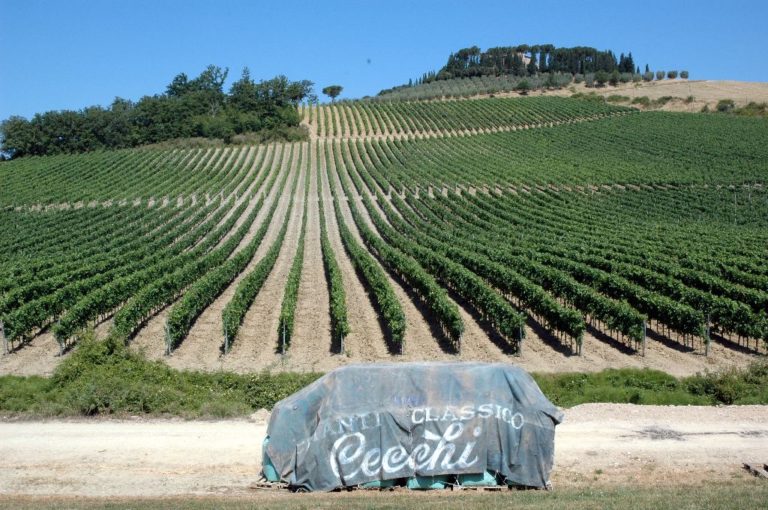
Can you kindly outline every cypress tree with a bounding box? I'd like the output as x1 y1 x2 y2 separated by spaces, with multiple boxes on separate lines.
527 55 538 76
626 52 635 74
511 54 525 76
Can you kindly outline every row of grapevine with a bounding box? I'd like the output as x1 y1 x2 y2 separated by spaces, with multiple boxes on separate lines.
164 145 301 352
276 150 311 352
342 129 768 351
51 200 230 346
449 191 767 340
331 142 465 349
323 143 406 352
112 146 285 340
352 113 768 190
398 193 647 343
0 145 262 208
375 74 573 102
221 152 303 351
344 139 593 346
0 202 201 316
330 140 526 351
1 201 219 345
316 156 351 350
307 96 631 138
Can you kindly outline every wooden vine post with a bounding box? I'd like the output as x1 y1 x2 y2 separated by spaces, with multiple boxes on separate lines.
164 321 172 356
281 322 286 356
642 321 647 357
705 314 711 357
1 320 8 355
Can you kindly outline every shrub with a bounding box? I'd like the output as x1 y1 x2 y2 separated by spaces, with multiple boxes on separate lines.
571 92 606 103
515 79 532 95
667 70 678 79
573 73 584 83
716 99 735 112
620 72 633 83
685 95 695 104
631 96 651 107
595 70 610 86
606 95 630 103
680 70 689 79
609 70 620 86
656 70 665 80
734 102 768 117
642 71 654 82
632 73 642 83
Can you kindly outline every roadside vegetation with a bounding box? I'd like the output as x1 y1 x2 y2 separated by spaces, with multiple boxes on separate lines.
1 330 765 418
0 480 765 509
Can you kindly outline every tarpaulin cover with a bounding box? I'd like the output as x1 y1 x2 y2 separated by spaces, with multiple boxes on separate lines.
265 362 563 492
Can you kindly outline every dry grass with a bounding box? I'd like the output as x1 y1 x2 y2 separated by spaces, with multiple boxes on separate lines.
2 480 766 510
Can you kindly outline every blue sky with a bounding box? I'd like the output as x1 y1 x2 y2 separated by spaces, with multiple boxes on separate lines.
1 0 766 119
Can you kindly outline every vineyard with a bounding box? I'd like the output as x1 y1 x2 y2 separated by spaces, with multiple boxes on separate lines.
375 73 575 101
301 96 632 139
1 96 766 377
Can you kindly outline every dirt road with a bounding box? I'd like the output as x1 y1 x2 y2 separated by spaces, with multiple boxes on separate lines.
1 404 766 497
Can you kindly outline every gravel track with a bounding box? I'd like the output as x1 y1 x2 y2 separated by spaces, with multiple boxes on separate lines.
1 404 765 497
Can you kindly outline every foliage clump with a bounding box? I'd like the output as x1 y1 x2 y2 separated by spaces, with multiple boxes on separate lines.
0 331 320 417
1 330 766 417
1 66 316 159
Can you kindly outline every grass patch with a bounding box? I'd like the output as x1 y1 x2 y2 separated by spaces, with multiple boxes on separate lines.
0 332 320 418
654 95 675 106
533 363 768 407
734 101 768 117
570 92 605 103
1 330 766 417
605 94 630 103
1 480 766 509
629 95 688 109
138 126 309 151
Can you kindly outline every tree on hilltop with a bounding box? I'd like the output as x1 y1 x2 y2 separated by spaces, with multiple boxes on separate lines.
526 57 538 76
322 85 343 102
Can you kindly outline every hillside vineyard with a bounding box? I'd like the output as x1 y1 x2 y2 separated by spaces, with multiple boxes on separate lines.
1 97 766 375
